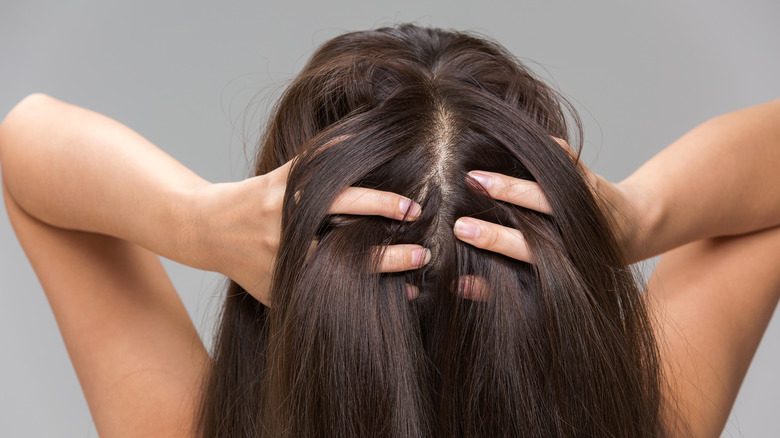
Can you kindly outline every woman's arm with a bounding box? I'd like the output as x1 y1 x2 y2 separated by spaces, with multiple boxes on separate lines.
621 99 780 436
610 100 780 435
620 98 780 261
0 94 214 438
3 182 209 438
0 93 211 266
0 94 429 437
455 98 780 265
0 94 429 304
454 99 780 436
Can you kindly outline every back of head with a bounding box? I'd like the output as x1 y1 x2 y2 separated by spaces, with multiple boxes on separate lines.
200 24 663 437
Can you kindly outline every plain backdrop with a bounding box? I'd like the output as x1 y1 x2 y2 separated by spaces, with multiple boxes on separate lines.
2 1 779 436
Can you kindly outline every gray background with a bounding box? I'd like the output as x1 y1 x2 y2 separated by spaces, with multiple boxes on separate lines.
1 0 779 436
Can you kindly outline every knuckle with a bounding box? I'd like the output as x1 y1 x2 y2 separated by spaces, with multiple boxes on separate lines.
588 173 601 191
505 180 527 199
494 174 513 195
267 232 280 249
503 178 535 205
261 190 282 216
537 193 547 212
379 246 403 272
507 229 531 261
507 228 525 245
480 225 502 250
330 187 350 207
552 136 569 148
535 190 551 214
376 192 396 214
552 137 579 161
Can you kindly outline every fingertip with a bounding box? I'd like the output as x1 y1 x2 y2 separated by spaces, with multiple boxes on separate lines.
412 247 431 268
457 275 490 301
454 217 479 241
467 171 493 190
405 284 420 300
399 197 422 220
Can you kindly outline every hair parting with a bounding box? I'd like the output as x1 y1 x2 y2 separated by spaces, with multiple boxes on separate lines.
198 24 667 437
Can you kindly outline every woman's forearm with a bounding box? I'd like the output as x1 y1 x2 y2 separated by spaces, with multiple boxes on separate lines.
0 94 208 265
621 98 780 258
0 94 430 303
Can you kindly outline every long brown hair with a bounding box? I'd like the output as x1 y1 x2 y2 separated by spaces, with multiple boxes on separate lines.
198 24 663 437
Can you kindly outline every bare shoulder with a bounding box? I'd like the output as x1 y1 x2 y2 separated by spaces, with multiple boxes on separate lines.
647 225 780 437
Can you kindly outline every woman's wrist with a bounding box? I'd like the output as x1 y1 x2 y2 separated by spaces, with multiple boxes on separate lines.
615 175 671 263
171 183 227 274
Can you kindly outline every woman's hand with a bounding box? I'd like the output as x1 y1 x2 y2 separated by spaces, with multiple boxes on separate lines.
186 160 430 306
453 139 650 264
0 95 430 308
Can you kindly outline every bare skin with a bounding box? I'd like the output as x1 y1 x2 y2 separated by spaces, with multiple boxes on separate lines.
455 98 780 437
0 94 429 437
2 94 780 437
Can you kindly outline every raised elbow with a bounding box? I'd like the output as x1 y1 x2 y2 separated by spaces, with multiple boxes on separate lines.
0 93 54 159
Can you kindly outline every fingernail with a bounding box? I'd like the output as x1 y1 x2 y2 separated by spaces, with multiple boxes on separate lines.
412 248 431 267
406 284 420 300
454 218 479 240
457 277 475 299
399 198 422 219
457 276 489 301
468 171 492 189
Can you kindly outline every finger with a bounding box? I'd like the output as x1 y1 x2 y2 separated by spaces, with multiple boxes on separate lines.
551 136 601 188
330 187 421 221
467 171 552 215
457 275 490 301
405 284 420 300
551 136 579 161
375 244 431 273
453 217 534 263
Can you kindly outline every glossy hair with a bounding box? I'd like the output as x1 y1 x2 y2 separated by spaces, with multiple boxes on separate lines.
198 24 664 437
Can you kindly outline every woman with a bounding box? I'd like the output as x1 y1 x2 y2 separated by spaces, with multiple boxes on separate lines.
2 24 779 437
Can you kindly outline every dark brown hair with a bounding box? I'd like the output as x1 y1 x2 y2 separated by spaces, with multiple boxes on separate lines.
198 24 663 437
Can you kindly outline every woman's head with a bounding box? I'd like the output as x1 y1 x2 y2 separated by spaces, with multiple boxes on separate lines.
200 24 663 437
